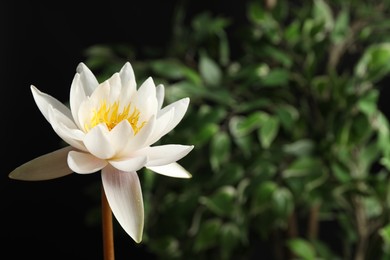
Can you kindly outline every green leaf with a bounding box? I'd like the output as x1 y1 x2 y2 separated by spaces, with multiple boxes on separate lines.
199 53 222 86
182 66 202 85
380 157 390 172
350 113 373 144
275 104 299 130
331 9 349 43
380 224 390 245
312 240 341 260
218 31 230 66
284 20 301 46
380 223 390 254
229 113 264 137
165 81 204 102
313 0 334 31
261 46 293 68
150 59 186 80
205 89 235 105
375 112 390 137
199 186 236 217
260 68 290 87
355 43 390 82
357 89 379 116
305 170 328 193
248 2 267 25
363 197 382 218
148 236 181 258
311 75 331 99
283 157 321 178
287 238 317 260
272 187 293 219
220 223 241 252
192 123 219 147
197 105 227 125
235 99 271 113
258 116 280 148
215 163 245 185
194 218 222 252
251 181 278 214
359 143 380 175
192 12 230 38
331 162 351 183
232 134 254 158
283 139 314 156
210 131 231 171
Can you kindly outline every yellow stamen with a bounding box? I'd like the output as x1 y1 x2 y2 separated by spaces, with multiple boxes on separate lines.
85 100 146 134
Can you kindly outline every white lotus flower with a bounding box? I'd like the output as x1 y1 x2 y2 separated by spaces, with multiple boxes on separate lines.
9 62 194 243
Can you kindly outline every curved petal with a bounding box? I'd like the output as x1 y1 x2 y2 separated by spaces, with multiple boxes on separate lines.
156 84 165 111
68 150 107 174
76 62 99 95
133 77 157 121
140 96 157 123
109 120 134 154
119 62 136 103
69 73 86 129
84 124 116 159
147 162 192 178
76 97 95 132
48 106 86 151
119 116 156 156
107 73 122 103
89 80 110 104
158 97 189 137
146 107 174 145
139 145 194 167
31 85 72 123
9 146 74 181
109 156 147 172
136 77 156 102
101 167 144 243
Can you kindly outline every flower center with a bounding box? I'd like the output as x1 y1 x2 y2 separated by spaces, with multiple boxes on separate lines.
85 100 145 134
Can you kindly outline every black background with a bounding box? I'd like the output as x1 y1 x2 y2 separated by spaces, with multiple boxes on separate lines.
1 1 244 259
1 1 179 259
2 1 390 260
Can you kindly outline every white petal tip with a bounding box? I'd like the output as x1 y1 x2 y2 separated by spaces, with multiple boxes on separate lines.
76 62 87 72
8 170 22 180
8 168 32 181
147 163 192 178
30 85 39 93
134 236 143 243
8 147 74 181
183 172 192 179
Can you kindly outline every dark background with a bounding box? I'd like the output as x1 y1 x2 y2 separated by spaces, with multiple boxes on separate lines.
2 1 390 260
0 1 242 259
1 1 178 259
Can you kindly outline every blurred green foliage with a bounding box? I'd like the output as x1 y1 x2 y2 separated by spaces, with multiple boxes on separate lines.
83 0 390 259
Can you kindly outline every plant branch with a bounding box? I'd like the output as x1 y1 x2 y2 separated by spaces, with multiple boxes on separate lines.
102 184 115 260
307 202 321 240
327 20 368 71
353 195 368 260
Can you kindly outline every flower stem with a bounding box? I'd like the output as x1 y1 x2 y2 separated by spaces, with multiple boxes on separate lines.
102 184 115 260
